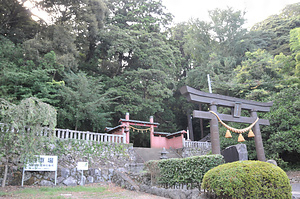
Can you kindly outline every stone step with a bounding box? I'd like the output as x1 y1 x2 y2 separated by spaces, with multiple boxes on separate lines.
133 147 181 163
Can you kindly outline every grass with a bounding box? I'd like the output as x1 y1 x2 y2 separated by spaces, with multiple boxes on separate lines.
0 184 107 198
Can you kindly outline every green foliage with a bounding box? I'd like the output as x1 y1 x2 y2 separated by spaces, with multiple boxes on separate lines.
0 0 40 43
0 97 57 160
35 0 108 62
57 71 114 131
251 3 300 56
202 161 292 199
264 87 300 167
105 0 173 32
290 27 300 53
108 68 174 121
0 97 57 187
145 154 224 189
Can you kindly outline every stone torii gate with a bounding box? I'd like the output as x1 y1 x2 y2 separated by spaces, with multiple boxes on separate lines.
180 86 273 161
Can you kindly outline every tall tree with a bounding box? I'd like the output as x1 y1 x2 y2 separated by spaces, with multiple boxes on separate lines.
105 0 172 32
97 0 174 76
251 3 300 56
182 8 253 94
108 68 174 122
23 24 79 71
264 87 300 166
57 71 114 131
290 27 300 77
0 36 62 104
35 0 108 62
0 0 40 43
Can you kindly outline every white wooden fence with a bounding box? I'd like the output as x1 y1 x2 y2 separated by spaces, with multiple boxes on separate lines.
49 128 126 144
0 123 126 144
184 140 211 150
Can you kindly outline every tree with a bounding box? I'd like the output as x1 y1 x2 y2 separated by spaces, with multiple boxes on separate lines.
263 87 300 167
0 97 57 187
0 36 62 104
290 27 300 77
33 0 108 64
108 68 174 121
229 49 283 100
105 0 172 32
0 0 40 43
57 71 114 131
97 0 175 77
23 24 79 71
251 3 300 56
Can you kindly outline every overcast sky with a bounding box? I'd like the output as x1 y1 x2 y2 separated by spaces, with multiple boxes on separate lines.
162 0 300 28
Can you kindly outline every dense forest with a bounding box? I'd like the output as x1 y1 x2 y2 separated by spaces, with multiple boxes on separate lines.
0 0 299 168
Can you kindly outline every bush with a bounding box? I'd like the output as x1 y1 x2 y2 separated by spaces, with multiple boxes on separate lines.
145 154 224 189
202 160 292 199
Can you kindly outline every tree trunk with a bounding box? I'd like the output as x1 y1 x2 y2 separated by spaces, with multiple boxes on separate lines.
2 164 8 187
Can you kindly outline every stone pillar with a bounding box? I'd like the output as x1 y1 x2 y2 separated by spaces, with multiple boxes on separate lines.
150 116 154 148
251 111 266 161
187 109 194 141
209 104 220 154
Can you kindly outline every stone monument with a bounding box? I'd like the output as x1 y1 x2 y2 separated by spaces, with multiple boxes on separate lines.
221 144 248 163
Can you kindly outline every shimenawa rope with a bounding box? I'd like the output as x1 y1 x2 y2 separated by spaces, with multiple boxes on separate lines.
209 111 258 142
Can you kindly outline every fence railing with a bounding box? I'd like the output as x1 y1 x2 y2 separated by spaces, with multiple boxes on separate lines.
184 140 211 150
0 123 126 144
49 128 126 144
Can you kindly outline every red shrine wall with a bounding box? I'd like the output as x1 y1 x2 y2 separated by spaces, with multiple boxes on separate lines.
110 113 185 149
151 134 185 149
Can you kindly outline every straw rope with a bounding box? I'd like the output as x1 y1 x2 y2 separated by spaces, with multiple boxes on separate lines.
129 125 151 132
209 111 259 134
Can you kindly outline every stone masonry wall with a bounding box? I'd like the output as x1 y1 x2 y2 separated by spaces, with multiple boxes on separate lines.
0 139 138 186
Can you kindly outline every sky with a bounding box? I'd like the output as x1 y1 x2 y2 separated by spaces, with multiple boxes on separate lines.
162 0 300 28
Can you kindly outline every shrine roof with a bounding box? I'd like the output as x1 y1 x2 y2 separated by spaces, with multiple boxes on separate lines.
154 130 186 137
105 125 128 133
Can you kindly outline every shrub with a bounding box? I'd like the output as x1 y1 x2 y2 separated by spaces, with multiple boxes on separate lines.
145 154 224 189
202 160 292 199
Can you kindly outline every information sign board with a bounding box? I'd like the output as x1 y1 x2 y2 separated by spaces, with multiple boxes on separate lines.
77 162 88 170
24 155 58 171
22 155 58 186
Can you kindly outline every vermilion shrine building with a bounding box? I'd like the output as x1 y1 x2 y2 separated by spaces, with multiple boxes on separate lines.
105 113 187 149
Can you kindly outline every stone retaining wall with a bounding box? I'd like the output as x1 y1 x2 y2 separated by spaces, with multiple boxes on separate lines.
0 140 137 186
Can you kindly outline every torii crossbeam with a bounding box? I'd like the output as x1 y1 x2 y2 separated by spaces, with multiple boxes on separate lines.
180 86 273 161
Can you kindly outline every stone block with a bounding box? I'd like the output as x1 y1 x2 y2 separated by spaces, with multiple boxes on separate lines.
41 180 54 186
221 144 248 163
266 159 277 166
60 168 70 178
87 176 94 183
235 144 248 161
63 176 77 186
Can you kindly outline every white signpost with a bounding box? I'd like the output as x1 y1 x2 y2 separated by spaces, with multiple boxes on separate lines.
22 155 58 186
77 162 88 185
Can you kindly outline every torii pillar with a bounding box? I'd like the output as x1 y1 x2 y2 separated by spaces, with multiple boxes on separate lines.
180 86 273 161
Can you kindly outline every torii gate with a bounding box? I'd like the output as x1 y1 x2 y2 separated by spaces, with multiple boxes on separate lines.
180 86 273 161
